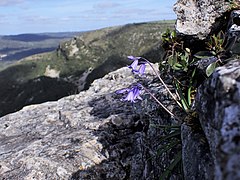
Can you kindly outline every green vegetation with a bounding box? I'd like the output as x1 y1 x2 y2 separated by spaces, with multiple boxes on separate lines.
228 0 240 9
0 20 174 83
0 20 174 118
146 24 236 178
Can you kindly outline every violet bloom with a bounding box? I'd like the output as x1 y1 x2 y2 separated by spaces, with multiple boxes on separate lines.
134 63 146 75
116 84 142 103
129 58 139 71
127 56 146 75
127 55 141 61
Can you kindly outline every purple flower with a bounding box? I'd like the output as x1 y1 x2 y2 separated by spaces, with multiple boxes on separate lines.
127 56 146 75
128 58 139 71
134 63 146 75
127 56 141 61
116 84 142 103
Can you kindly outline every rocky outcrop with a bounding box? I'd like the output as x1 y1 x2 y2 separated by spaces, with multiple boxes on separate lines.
0 66 134 179
182 59 240 180
195 59 240 180
173 0 230 39
0 64 181 179
174 0 240 179
181 59 240 180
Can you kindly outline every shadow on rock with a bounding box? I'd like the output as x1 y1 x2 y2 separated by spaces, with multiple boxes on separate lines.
70 94 150 180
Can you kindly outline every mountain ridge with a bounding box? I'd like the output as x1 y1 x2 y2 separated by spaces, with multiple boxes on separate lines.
0 20 174 117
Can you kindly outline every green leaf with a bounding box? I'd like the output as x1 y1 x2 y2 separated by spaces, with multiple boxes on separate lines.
158 130 181 143
206 62 217 77
173 62 183 69
159 151 182 180
168 55 175 66
171 30 177 38
175 81 190 111
187 86 192 106
193 51 214 59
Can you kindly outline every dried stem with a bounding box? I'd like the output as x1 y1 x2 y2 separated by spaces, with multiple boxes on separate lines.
141 85 180 121
141 57 182 108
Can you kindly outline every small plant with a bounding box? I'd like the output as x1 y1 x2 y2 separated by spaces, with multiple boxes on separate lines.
115 28 230 179
116 55 182 120
193 31 226 77
228 0 240 10
206 31 225 55
161 30 197 112
115 55 185 178
150 124 183 179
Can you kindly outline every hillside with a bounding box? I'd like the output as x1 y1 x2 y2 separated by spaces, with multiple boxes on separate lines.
0 32 82 62
2 34 62 42
0 20 174 117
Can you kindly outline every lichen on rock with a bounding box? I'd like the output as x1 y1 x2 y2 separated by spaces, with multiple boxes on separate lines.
174 0 230 39
196 59 240 179
1 64 179 179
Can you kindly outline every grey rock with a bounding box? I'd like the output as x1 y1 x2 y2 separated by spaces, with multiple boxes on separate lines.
196 59 240 180
181 124 214 180
224 10 240 52
0 64 182 179
173 0 230 39
0 66 136 179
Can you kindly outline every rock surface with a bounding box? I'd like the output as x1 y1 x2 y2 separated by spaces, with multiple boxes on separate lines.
0 64 181 179
173 0 230 39
0 66 136 179
181 123 214 180
195 59 240 180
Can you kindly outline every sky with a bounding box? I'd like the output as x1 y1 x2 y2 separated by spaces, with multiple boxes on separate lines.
0 0 177 35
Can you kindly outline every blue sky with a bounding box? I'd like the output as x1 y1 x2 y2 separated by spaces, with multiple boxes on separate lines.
0 0 177 35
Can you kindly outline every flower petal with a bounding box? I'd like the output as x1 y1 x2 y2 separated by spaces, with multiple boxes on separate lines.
116 84 143 103
138 64 146 75
115 88 130 94
127 56 141 61
123 91 135 102
128 59 138 71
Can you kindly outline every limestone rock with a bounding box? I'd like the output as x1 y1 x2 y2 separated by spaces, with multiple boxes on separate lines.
196 59 240 179
181 124 214 180
174 0 230 39
0 66 135 179
0 64 181 179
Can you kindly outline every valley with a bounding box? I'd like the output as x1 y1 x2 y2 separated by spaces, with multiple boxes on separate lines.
0 20 174 117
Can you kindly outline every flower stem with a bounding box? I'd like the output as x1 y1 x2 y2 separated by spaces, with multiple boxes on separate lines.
141 57 183 109
141 85 180 121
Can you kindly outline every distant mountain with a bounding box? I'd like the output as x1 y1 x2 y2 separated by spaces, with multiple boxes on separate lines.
1 32 83 42
2 34 61 42
1 48 55 61
0 32 83 61
0 20 175 117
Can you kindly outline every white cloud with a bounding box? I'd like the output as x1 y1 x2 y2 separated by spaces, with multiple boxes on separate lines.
93 2 120 9
20 15 54 23
0 0 24 6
